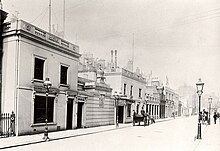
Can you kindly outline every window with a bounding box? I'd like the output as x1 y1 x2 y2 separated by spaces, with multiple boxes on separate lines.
127 104 131 117
60 65 68 85
136 104 139 114
123 83 127 95
130 85 133 96
34 95 54 124
34 58 45 80
139 88 142 98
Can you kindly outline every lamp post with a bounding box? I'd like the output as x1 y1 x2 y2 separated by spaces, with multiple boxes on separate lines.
43 78 52 141
208 96 212 125
113 91 123 128
196 78 204 139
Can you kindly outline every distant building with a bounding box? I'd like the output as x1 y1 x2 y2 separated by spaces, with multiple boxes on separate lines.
176 85 197 116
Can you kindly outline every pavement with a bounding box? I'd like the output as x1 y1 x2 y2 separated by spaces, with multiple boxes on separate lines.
193 120 220 151
0 117 219 150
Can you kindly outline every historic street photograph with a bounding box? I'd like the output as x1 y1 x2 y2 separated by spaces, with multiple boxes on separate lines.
0 0 220 151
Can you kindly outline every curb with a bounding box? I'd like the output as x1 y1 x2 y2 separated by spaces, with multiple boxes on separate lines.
0 125 131 150
0 118 173 150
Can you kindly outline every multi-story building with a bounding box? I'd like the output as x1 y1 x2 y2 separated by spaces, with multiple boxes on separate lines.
146 78 161 119
0 9 8 115
1 19 80 135
164 86 175 118
105 68 146 123
79 51 146 124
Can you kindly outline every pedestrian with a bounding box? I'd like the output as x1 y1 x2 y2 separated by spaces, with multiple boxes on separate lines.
146 111 150 126
141 106 145 116
172 112 175 119
213 111 217 124
141 106 147 126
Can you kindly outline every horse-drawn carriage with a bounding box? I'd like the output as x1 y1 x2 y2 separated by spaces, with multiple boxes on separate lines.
133 113 147 126
133 112 155 126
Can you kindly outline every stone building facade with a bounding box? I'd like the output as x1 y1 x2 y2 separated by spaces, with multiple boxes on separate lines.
105 68 146 124
1 19 80 135
77 77 115 128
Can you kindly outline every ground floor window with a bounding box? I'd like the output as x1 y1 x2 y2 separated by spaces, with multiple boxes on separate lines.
34 95 55 124
127 104 131 117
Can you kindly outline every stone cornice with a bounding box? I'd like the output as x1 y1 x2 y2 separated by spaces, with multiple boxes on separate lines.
3 20 81 59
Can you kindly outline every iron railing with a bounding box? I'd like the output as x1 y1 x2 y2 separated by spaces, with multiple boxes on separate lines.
0 111 15 137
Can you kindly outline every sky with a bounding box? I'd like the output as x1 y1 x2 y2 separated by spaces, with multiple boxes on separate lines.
2 0 220 95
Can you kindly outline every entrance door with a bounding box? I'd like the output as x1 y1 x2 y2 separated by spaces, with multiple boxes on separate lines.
77 102 83 128
118 106 124 123
66 99 73 130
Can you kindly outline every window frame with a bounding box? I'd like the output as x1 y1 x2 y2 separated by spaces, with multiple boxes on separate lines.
123 83 127 96
34 57 46 81
130 85 133 97
139 88 142 98
34 95 55 124
127 104 131 117
60 64 69 85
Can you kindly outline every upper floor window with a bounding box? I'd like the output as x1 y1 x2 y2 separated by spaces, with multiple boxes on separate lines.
130 85 133 96
60 65 68 85
123 83 127 95
34 57 45 80
139 88 142 98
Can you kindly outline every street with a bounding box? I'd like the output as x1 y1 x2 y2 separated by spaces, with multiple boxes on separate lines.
3 116 218 151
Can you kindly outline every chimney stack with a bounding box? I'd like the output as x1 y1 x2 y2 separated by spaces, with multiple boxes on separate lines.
111 50 114 68
115 50 117 68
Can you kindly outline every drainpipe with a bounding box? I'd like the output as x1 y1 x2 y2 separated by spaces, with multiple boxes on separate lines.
14 20 20 136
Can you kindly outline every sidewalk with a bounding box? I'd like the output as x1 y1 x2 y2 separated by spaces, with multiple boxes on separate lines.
0 117 173 150
193 122 220 151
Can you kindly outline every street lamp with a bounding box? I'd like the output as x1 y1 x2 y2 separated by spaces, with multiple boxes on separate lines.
113 91 123 128
43 77 52 141
196 78 204 139
208 96 212 125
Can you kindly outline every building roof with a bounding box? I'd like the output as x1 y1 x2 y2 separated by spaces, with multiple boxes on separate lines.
105 67 146 84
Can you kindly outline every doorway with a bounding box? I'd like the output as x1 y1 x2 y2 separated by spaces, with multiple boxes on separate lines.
66 99 73 130
77 102 84 128
118 106 124 123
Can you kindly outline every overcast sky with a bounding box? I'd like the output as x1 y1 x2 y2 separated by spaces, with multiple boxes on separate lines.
2 0 220 95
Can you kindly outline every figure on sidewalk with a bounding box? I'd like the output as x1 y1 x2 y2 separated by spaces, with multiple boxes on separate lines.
202 109 208 125
141 106 145 116
172 112 175 119
141 106 147 126
146 111 150 126
213 111 217 124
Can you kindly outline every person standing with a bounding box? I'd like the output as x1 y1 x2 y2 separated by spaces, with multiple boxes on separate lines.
213 111 217 124
141 106 146 126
